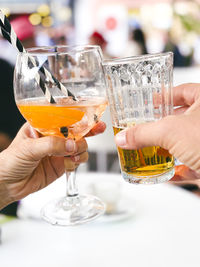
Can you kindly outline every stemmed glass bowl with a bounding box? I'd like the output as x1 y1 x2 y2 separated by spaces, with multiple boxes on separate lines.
14 45 107 225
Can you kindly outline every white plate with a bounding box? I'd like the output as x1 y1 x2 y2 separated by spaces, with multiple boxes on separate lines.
97 196 137 223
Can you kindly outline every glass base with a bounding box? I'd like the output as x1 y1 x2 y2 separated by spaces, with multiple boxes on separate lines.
122 168 175 185
41 194 105 226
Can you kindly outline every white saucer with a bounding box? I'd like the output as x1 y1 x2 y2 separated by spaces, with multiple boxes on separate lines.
97 196 137 223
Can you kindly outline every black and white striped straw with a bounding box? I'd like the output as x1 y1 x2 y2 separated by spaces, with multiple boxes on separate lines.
0 10 77 103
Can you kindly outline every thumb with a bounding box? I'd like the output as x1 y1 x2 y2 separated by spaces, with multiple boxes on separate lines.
115 116 175 150
20 136 77 161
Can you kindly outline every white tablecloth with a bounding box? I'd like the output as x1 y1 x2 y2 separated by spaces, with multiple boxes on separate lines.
1 172 200 267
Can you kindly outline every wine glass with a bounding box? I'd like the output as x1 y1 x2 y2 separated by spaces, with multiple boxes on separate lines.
14 45 107 225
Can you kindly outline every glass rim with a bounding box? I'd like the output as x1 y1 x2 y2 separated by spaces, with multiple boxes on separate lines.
20 45 102 56
102 51 173 66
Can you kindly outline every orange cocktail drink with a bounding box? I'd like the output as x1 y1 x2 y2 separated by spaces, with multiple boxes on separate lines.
18 96 107 139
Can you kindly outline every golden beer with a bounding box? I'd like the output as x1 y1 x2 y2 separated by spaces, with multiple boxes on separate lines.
113 126 174 178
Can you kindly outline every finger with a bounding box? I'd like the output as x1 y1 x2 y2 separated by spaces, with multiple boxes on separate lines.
170 165 200 181
13 123 40 142
64 157 76 172
28 125 40 138
173 83 200 107
85 121 106 137
71 151 89 163
21 136 77 161
114 116 175 150
173 106 189 115
184 96 200 114
74 138 88 154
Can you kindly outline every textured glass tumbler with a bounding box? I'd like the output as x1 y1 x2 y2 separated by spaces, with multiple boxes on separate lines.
103 52 174 184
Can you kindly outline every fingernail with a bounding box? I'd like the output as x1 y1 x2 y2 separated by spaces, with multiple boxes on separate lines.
66 139 76 152
115 130 127 147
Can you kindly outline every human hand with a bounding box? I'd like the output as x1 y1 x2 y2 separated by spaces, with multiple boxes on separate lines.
114 83 200 182
0 121 106 209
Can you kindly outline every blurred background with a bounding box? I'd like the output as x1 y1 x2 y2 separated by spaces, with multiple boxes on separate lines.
1 0 200 213
2 4 200 265
1 0 200 64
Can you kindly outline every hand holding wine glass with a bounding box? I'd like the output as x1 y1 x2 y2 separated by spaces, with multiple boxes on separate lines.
0 121 106 210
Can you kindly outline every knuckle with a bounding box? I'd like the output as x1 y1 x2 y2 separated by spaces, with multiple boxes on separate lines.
130 125 145 149
158 115 178 148
48 136 57 153
81 152 89 163
77 138 88 153
47 136 64 155
132 125 141 148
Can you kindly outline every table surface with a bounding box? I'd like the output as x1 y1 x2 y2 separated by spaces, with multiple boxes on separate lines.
1 172 200 267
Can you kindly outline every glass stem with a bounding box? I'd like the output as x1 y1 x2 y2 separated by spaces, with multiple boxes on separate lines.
65 170 79 198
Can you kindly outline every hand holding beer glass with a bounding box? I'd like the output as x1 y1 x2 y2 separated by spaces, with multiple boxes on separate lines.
103 52 174 184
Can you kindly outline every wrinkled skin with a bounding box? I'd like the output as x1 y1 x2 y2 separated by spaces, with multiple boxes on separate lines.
0 121 106 209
